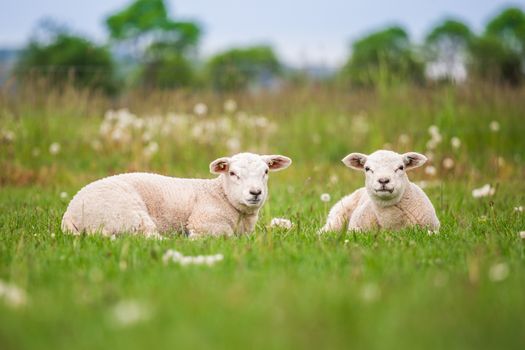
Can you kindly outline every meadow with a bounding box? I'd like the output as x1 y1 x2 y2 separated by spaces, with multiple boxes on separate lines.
0 84 524 349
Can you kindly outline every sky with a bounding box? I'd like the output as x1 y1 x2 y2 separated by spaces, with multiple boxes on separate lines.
1 0 524 67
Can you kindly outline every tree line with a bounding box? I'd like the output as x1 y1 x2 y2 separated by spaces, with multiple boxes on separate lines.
13 0 525 93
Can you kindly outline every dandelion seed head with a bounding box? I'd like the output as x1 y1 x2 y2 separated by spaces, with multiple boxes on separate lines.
398 133 410 145
270 218 293 229
425 165 437 176
111 300 151 327
0 280 27 308
488 262 509 282
442 157 455 169
361 283 380 303
489 121 500 132
49 142 61 155
472 184 495 198
320 193 331 202
224 99 237 113
451 137 461 149
193 103 208 116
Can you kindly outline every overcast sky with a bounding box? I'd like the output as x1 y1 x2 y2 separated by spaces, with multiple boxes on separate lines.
1 0 524 66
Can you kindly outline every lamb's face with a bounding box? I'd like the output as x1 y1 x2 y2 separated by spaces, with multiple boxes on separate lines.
342 150 427 206
210 153 292 212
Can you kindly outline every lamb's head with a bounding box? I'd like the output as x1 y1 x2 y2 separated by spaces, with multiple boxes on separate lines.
342 150 427 206
210 152 292 212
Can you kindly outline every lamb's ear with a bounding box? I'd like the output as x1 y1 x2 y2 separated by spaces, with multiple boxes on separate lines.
210 157 230 174
342 153 367 170
261 155 292 172
403 152 427 170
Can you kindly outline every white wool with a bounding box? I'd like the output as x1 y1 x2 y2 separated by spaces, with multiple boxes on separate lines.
320 150 440 233
61 153 291 237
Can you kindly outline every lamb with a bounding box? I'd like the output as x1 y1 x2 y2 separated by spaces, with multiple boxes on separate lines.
320 150 440 233
61 152 292 238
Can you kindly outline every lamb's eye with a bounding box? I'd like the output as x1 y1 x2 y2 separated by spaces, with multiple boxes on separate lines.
265 169 269 175
397 165 404 171
229 171 236 177
364 166 371 172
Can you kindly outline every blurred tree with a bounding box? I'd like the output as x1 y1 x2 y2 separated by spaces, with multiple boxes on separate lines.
206 46 281 91
341 26 424 87
470 7 525 85
425 19 473 82
140 53 194 88
486 7 525 53
15 22 117 94
106 0 201 88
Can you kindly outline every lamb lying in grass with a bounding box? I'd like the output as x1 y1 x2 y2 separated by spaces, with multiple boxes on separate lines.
61 153 292 238
320 150 440 233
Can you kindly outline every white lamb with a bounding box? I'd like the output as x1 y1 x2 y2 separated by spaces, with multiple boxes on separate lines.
320 150 440 233
61 152 292 238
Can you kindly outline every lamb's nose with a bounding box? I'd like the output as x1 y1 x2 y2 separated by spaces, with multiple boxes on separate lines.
250 189 262 196
378 178 390 185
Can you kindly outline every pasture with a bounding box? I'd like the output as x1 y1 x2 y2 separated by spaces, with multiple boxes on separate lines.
1 85 524 349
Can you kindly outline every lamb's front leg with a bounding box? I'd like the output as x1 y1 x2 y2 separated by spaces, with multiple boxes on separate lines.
320 189 364 233
348 200 379 232
186 212 235 238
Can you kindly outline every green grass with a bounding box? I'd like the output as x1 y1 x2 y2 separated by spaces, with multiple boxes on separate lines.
0 85 524 349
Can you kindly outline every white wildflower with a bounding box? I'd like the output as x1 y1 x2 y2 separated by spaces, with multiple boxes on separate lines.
320 193 331 202
442 157 455 169
60 192 68 200
428 125 439 136
111 128 124 142
49 142 61 155
270 218 293 229
142 131 153 143
428 125 442 143
90 140 102 151
451 137 461 149
254 116 269 128
193 103 208 116
398 134 410 145
425 165 437 176
427 229 439 236
329 174 339 184
163 249 223 266
352 114 369 134
361 283 381 303
111 300 151 327
518 231 525 239
488 262 509 282
143 142 159 157
226 137 241 152
133 118 145 130
224 99 237 113
472 184 496 198
426 139 438 150
489 121 500 132
1 130 15 143
514 206 523 212
0 280 27 308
